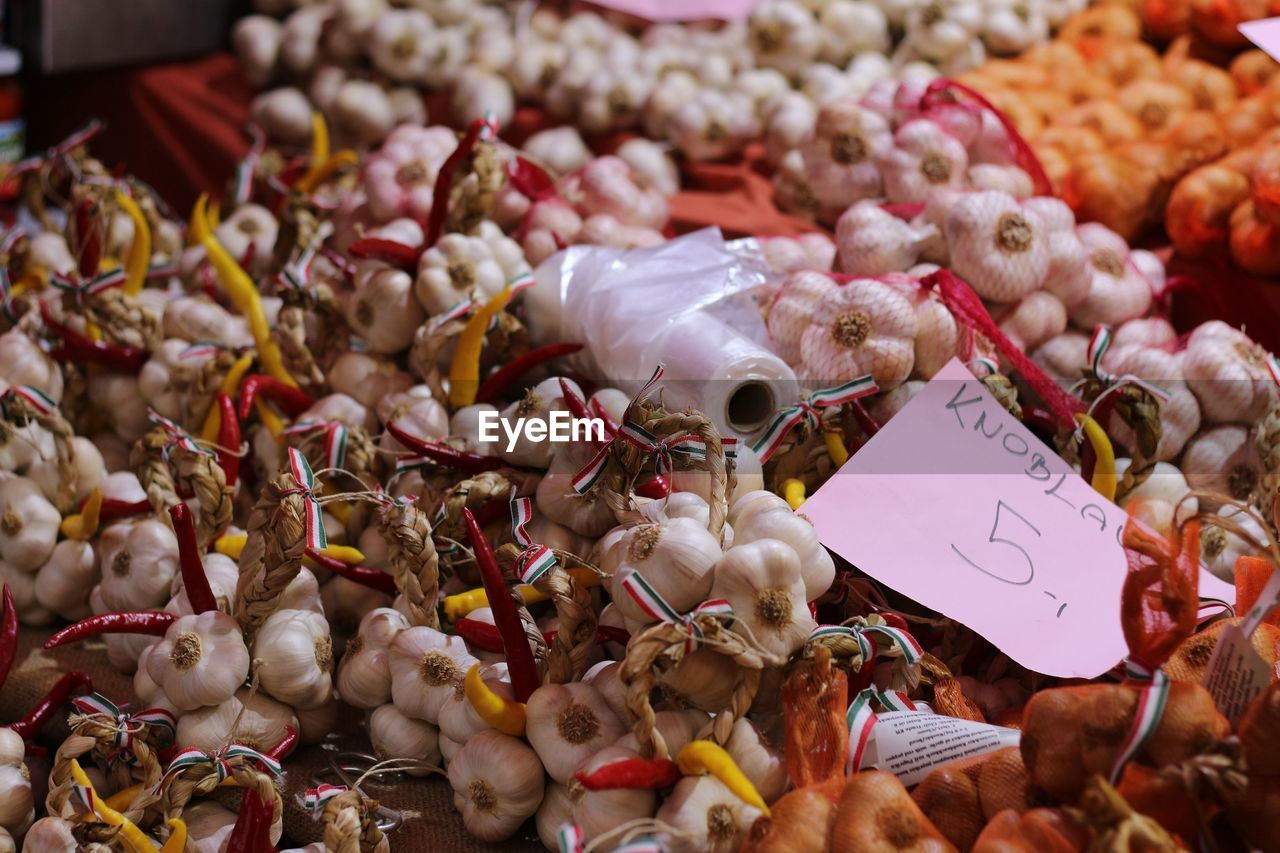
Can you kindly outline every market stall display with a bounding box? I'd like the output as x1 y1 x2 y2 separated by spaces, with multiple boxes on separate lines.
2 0 1280 849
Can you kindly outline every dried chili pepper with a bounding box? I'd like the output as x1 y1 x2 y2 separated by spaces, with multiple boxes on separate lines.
386 421 506 473
455 618 506 652
267 725 298 760
575 756 682 791
226 788 276 853
559 379 604 445
348 237 419 269
635 476 670 500
96 496 153 523
306 549 398 596
848 399 880 439
423 117 497 251
0 585 17 690
74 199 101 279
238 374 314 421
40 304 147 373
168 504 218 615
588 397 620 436
9 671 93 739
44 612 176 648
475 343 585 404
215 392 241 487
463 507 540 703
544 625 631 648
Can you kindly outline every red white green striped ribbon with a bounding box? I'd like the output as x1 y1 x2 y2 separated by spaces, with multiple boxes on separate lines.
569 442 612 495
394 454 434 475
846 687 918 774
51 119 105 159
303 783 348 817
556 823 584 853
283 447 329 551
49 268 128 307
281 420 349 471
508 270 535 295
69 780 97 818
572 366 680 495
232 124 266 207
0 226 25 256
71 692 177 755
620 570 734 653
155 744 283 793
371 485 416 509
752 376 878 463
509 494 557 583
1087 326 1171 402
178 342 226 361
1108 659 1170 784
807 622 923 668
146 260 181 280
148 409 215 461
0 385 57 417
276 243 319 295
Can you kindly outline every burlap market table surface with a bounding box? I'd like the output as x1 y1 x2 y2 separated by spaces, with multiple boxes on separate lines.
2 628 542 851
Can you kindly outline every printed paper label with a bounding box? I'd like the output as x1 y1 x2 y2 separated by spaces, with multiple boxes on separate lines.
802 358 1235 678
861 710 1021 786
1204 622 1274 725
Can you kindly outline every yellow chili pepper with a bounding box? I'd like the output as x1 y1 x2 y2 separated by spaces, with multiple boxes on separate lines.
60 488 103 540
115 190 151 297
676 740 771 817
305 113 330 187
295 150 358 195
254 398 286 439
823 429 849 467
69 760 156 852
464 663 527 736
104 783 143 812
783 478 806 510
190 194 295 388
199 353 255 442
1075 413 1116 502
443 567 602 621
448 287 511 409
214 533 364 566
158 819 188 853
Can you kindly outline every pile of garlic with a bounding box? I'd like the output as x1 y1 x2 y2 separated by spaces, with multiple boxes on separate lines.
234 0 1077 162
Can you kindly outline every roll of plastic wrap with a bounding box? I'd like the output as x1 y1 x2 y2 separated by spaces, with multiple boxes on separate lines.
524 229 798 440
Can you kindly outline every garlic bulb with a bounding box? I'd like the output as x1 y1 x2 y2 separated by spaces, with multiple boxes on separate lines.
1183 425 1261 505
1201 504 1270 581
369 704 441 774
657 775 762 853
18 818 72 851
1115 459 1197 536
0 419 53 474
0 476 59 572
536 782 575 851
669 90 758 162
997 290 1068 352
881 119 969 205
1101 345 1200 461
0 559 53 625
367 9 436 83
450 404 501 454
1181 321 1277 424
946 190 1049 302
0 329 63 403
729 490 835 601
615 709 709 756
175 687 297 752
613 518 722 625
711 539 815 658
749 0 821 77
797 276 917 389
331 79 395 149
526 683 626 784
182 801 238 853
523 128 593 177
389 627 477 724
337 607 411 710
148 611 251 711
347 267 424 354
214 204 278 276
167 552 239 616
535 442 618 537
800 100 891 211
33 539 96 621
617 138 680 198
569 746 659 842
1032 331 1090 381
252 608 333 710
835 201 933 276
583 660 631 727
496 378 580 468
671 443 765 507
439 662 512 745
97 519 178 611
1068 223 1155 328
0 761 31 836
87 373 151 442
447 730 546 842
721 717 788 803
415 233 506 316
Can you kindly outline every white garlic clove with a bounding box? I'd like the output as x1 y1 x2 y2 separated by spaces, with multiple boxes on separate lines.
369 704 441 775
447 730 546 843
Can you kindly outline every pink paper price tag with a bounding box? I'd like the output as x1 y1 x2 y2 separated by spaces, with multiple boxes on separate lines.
1239 18 1280 62
802 359 1235 678
584 0 766 21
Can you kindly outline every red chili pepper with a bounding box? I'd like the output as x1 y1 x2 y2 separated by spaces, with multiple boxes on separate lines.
306 549 398 596
40 305 148 374
475 343 585 404
266 725 298 760
226 789 276 853
455 618 505 652
95 496 153 522
878 613 910 632
506 156 558 202
386 421 505 473
0 585 17 690
238 375 314 422
463 508 540 703
588 397 620 437
169 504 218 615
574 757 682 791
348 237 420 269
422 118 496 251
544 625 632 648
635 476 670 500
9 671 93 739
75 200 101 279
44 612 176 648
848 399 880 439
216 392 241 487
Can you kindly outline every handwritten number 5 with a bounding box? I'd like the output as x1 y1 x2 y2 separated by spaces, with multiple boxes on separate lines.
950 500 1041 586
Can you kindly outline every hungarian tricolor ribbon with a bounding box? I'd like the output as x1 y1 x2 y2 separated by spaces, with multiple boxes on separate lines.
49 267 128 307
846 686 918 774
71 693 176 763
509 494 557 584
752 376 878 462
281 420 350 472
0 385 57 418
155 743 283 792
302 783 348 817
148 409 216 461
620 570 734 654
1087 326 1172 402
1108 658 1170 784
282 447 329 551
807 621 923 669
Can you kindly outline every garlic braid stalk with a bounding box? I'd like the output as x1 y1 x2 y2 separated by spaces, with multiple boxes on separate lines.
1 392 79 513
497 543 597 684
322 788 389 853
167 348 237 430
375 500 440 629
158 761 282 845
235 469 309 644
130 427 233 549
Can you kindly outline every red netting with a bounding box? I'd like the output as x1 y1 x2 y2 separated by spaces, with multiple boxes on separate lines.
1120 516 1201 669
